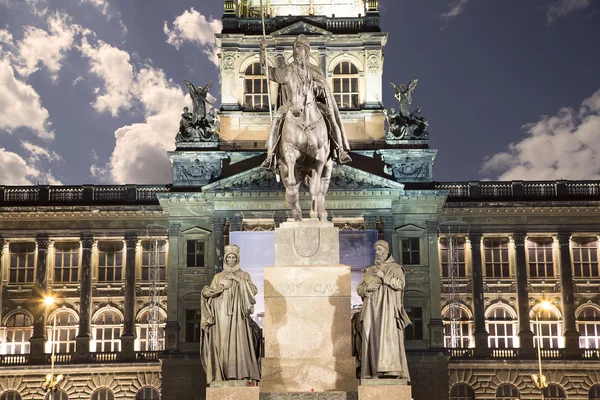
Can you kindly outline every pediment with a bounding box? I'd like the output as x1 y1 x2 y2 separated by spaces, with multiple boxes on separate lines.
395 224 426 234
180 226 212 236
272 21 331 37
203 165 404 192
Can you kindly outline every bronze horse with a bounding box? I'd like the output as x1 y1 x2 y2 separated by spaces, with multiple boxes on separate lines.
277 66 333 222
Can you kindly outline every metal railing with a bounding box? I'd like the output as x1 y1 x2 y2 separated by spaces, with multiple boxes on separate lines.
0 354 29 365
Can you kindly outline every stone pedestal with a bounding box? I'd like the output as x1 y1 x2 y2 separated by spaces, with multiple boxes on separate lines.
358 383 412 400
261 220 358 394
206 386 259 400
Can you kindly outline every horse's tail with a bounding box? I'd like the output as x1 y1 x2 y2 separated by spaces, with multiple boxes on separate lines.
303 173 311 188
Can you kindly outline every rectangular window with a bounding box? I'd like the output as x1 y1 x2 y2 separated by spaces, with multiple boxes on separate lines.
401 238 421 265
54 242 80 283
572 237 599 278
405 307 423 340
9 242 36 283
527 238 554 278
141 240 167 281
187 240 205 267
97 242 123 282
483 238 510 278
440 237 466 278
186 309 201 343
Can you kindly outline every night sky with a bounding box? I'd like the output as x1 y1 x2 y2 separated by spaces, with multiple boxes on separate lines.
1 0 599 185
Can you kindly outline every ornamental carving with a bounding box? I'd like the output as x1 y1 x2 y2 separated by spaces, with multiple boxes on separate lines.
81 235 94 250
176 159 221 184
168 223 181 237
36 235 50 250
366 50 381 74
221 52 236 75
386 159 429 181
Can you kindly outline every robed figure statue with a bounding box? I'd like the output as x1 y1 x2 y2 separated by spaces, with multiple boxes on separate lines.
200 244 261 384
353 240 411 380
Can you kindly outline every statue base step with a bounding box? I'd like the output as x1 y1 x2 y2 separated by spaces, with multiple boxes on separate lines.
260 356 357 392
358 383 412 400
207 386 260 400
260 392 358 400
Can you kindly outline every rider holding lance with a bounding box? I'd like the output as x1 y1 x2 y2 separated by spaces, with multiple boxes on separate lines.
259 35 352 171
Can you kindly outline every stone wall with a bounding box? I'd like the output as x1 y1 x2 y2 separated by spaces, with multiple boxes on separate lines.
407 352 450 400
161 354 206 400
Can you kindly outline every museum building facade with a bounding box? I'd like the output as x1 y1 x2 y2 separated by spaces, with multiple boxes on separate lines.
0 1 600 400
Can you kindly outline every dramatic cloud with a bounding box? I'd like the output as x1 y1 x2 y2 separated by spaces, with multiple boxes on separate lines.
163 8 222 66
108 67 187 184
0 147 61 185
481 89 600 180
79 38 134 116
0 57 54 139
547 0 591 23
13 12 86 79
441 0 471 19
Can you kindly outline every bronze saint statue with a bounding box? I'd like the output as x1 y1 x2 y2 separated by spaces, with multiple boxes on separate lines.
354 240 411 380
259 34 351 221
200 244 261 384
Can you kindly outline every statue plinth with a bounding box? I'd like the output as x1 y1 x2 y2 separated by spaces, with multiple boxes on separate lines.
206 386 259 400
358 381 412 400
261 220 358 393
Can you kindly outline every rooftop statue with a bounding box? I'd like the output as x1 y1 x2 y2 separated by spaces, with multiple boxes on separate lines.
200 244 262 385
387 79 429 140
260 34 351 221
177 81 218 143
353 240 411 381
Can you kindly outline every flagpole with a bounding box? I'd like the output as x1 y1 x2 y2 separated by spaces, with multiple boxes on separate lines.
260 0 273 122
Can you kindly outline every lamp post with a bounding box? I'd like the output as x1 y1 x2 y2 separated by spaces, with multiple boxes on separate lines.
42 296 64 396
531 300 552 400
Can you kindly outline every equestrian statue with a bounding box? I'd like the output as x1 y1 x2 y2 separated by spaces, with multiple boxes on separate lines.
260 35 352 221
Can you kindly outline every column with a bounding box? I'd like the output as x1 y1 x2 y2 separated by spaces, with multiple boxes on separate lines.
514 232 534 357
119 233 137 361
557 232 580 358
426 221 444 348
470 232 490 357
213 217 227 270
165 223 181 352
75 235 93 362
30 235 50 363
364 215 378 231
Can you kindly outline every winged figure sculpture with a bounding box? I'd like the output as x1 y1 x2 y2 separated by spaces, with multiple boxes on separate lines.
391 79 419 118
185 80 214 121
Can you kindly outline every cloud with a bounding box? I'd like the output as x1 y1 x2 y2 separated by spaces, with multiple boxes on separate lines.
547 0 591 23
0 56 54 139
0 147 61 185
163 8 222 66
13 12 87 80
481 89 600 180
441 0 471 19
78 0 128 37
21 140 62 162
79 38 134 116
107 67 187 184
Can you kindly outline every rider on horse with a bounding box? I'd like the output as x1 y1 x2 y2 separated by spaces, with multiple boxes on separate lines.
259 35 352 171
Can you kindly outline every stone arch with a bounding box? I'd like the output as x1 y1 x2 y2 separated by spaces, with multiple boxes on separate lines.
81 374 123 399
485 301 518 319
130 372 162 397
135 306 167 323
1 309 34 326
327 53 364 75
47 306 80 324
442 303 474 320
92 305 124 323
529 303 562 319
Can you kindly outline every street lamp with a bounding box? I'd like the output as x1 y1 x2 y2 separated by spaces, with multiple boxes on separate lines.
531 300 552 400
42 296 64 395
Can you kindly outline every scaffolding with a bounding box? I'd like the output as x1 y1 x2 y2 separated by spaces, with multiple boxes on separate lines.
146 224 167 351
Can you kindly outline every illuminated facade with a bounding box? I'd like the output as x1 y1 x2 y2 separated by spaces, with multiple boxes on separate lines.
0 1 599 400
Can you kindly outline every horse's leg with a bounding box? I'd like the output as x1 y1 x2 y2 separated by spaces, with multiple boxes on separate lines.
309 162 324 219
318 159 334 221
282 143 302 221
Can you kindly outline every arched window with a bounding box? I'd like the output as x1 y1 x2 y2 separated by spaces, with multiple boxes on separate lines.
94 310 122 352
136 387 160 400
450 383 475 400
589 385 600 400
244 62 268 111
138 310 166 351
48 311 79 353
443 306 473 348
543 384 566 400
578 306 600 349
91 388 114 400
5 313 33 354
486 306 517 348
332 61 359 109
45 390 68 400
0 392 22 400
496 384 519 400
531 306 563 348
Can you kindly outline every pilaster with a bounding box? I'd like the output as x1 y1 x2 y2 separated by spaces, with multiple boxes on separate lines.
514 232 534 357
380 215 395 249
30 235 49 363
426 221 444 349
213 217 228 270
0 238 5 324
470 232 490 357
165 223 181 352
119 234 137 361
557 232 580 358
75 235 93 362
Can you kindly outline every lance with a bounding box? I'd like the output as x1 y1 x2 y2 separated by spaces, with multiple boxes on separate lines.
260 0 273 122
